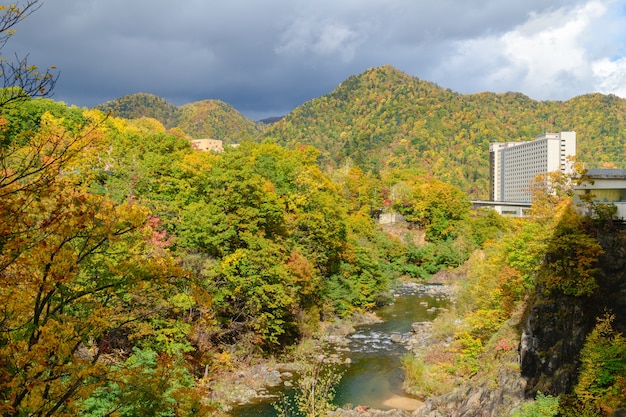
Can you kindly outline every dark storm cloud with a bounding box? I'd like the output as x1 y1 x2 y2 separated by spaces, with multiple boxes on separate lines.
3 0 625 119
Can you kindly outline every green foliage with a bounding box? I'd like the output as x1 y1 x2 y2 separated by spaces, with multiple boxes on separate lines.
510 392 560 417
94 94 265 142
570 313 626 415
468 208 508 247
0 98 86 147
209 241 297 347
538 206 603 297
177 99 264 142
394 177 471 242
94 92 180 128
79 348 207 417
592 203 618 223
401 353 454 398
97 132 395 350
324 244 390 315
501 220 548 290
401 240 468 279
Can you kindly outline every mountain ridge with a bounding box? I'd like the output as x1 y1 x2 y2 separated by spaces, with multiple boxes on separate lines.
262 66 626 198
94 93 264 143
93 66 626 198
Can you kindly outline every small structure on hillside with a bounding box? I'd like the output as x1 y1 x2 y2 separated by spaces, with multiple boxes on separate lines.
191 138 223 152
378 211 406 225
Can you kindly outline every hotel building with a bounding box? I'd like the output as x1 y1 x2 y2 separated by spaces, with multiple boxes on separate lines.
489 132 576 214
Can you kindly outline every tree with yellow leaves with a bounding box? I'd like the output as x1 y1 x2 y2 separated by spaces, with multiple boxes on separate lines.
0 109 208 415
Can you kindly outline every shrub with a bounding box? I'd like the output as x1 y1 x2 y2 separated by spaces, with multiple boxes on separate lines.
401 353 454 398
510 392 560 417
572 313 626 415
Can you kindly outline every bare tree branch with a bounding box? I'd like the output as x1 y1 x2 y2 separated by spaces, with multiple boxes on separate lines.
0 1 59 109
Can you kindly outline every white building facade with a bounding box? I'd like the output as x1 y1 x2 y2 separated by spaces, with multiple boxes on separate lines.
574 169 626 219
490 132 577 204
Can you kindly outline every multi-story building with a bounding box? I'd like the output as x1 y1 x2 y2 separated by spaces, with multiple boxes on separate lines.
488 132 576 215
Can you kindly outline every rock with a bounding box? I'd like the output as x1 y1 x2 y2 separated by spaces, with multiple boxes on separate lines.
411 322 431 333
329 406 411 417
390 333 404 343
520 290 593 395
465 389 483 409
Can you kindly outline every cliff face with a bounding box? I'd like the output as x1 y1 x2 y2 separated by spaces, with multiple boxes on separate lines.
520 226 626 397
520 292 594 395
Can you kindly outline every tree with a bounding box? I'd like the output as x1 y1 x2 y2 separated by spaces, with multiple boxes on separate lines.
395 177 471 241
0 110 202 416
275 358 342 417
0 1 58 109
538 205 603 297
572 313 626 415
206 237 297 348
529 157 586 221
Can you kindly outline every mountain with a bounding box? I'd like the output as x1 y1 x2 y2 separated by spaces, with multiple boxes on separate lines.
262 65 626 199
94 94 264 143
93 68 626 199
258 116 284 125
95 93 179 128
177 100 264 144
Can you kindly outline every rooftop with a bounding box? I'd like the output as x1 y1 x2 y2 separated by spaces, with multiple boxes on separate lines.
583 168 626 179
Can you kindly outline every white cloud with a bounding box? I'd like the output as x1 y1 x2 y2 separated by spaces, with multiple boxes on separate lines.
593 57 626 97
434 0 626 100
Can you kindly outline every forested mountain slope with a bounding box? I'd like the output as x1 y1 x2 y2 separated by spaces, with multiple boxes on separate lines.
95 93 264 143
95 92 179 128
94 67 626 199
177 99 264 143
262 65 626 198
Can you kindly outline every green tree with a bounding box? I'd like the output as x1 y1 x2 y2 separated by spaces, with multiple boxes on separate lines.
538 205 603 297
511 393 560 417
395 177 471 241
573 314 626 415
78 348 207 417
208 240 297 348
275 359 343 417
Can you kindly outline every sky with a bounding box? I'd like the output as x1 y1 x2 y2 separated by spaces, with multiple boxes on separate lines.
4 0 626 120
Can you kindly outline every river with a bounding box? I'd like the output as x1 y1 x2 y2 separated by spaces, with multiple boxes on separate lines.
228 284 450 417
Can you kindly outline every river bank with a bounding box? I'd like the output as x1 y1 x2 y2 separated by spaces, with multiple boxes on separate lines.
208 311 383 412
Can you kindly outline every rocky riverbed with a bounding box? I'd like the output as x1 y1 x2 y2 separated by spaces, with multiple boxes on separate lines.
215 282 457 415
210 311 384 411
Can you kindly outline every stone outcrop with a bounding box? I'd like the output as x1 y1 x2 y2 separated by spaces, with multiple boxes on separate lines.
330 406 411 417
412 364 526 417
519 293 592 396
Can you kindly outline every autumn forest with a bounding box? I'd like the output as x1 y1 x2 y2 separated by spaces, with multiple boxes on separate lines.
2 2 626 417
